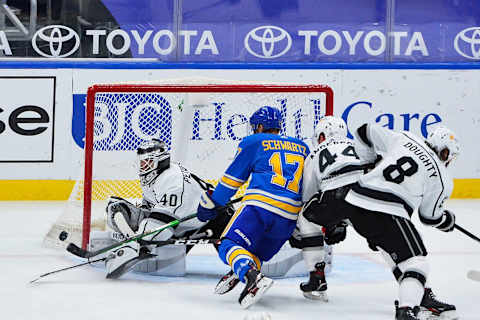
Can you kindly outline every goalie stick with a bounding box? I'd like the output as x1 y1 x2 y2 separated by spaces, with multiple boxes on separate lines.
67 197 242 259
29 257 106 284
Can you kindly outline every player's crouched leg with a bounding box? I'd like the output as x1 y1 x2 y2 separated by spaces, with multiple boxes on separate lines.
217 239 273 308
218 239 262 282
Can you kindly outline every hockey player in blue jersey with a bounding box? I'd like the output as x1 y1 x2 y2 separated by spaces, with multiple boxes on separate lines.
197 106 310 308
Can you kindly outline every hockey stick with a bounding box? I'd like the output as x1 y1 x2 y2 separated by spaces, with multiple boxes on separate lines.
67 214 197 258
29 257 106 284
138 238 219 246
454 224 480 281
67 197 242 259
137 229 215 246
454 224 480 243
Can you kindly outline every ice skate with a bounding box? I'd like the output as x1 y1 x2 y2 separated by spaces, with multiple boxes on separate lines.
214 270 240 294
395 301 421 320
419 288 458 319
238 268 273 309
300 262 328 301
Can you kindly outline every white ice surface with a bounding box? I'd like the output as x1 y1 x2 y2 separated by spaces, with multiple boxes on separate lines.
1 200 479 320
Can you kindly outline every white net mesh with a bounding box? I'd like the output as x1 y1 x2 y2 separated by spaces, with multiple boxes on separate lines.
43 79 333 249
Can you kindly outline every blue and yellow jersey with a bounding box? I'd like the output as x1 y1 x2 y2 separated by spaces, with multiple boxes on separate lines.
212 133 310 220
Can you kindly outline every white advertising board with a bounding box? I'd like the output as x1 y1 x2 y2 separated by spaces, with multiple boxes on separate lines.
0 77 55 161
0 69 72 178
72 69 480 180
0 68 478 183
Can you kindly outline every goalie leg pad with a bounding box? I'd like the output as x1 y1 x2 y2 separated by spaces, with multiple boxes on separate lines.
133 218 185 276
105 241 146 279
261 242 303 278
134 244 186 276
90 230 185 277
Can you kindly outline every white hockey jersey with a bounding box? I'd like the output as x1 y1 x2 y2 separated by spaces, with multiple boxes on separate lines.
141 162 206 236
302 138 366 202
345 124 453 222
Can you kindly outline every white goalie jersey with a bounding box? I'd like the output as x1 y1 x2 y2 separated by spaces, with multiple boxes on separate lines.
302 138 367 202
141 162 206 236
345 124 453 222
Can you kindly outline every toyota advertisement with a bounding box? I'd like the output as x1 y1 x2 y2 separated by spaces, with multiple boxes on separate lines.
1 0 480 62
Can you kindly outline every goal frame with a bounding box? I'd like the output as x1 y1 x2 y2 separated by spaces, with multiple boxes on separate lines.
83 84 334 249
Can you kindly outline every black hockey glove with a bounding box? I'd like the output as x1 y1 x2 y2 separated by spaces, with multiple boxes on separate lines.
436 210 455 232
324 221 348 245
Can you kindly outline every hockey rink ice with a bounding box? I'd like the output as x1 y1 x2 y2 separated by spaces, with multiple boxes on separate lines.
2 200 478 320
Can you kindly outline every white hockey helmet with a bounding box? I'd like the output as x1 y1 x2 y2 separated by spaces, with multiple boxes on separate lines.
426 126 460 166
137 139 170 184
312 116 348 147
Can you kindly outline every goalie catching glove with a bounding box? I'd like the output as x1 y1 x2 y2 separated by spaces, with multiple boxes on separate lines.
106 196 150 237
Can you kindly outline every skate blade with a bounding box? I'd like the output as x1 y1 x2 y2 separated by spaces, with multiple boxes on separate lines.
418 308 458 320
240 278 274 309
214 276 240 295
303 291 328 302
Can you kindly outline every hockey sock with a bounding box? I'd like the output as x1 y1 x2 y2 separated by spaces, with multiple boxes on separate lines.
218 239 261 283
399 276 425 307
302 247 325 272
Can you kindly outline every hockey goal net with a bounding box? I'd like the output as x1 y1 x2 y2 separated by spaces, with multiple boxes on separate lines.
43 79 333 250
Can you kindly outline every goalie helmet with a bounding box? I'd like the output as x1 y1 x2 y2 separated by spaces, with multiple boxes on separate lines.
312 116 347 147
137 139 170 185
249 106 282 133
426 126 460 167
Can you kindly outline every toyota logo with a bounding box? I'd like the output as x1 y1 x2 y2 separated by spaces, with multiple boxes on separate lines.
32 25 80 58
244 26 292 59
454 27 480 60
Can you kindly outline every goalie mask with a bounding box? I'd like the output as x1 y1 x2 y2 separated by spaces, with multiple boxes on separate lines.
312 116 347 148
426 126 460 167
137 139 170 185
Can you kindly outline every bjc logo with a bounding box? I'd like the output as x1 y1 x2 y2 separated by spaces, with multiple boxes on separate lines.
71 94 172 150
244 26 292 59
